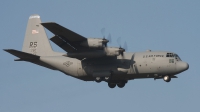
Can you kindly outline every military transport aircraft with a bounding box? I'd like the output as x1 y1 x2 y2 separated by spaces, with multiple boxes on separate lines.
4 14 189 88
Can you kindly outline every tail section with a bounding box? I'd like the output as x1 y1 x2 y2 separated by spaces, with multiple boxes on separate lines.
22 14 56 56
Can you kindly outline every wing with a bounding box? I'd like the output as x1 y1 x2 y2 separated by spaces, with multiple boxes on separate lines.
41 22 88 52
41 22 121 60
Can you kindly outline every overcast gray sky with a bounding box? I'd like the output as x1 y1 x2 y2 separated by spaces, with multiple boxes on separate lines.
0 0 199 112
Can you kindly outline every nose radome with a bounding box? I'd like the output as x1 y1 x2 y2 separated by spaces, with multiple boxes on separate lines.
185 63 189 70
176 61 189 73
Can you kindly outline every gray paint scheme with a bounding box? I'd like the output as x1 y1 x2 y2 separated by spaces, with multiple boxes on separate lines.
4 14 189 88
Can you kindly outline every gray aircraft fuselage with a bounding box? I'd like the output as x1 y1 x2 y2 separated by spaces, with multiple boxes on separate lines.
40 51 188 81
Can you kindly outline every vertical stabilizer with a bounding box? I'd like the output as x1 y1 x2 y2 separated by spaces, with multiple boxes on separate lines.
22 14 55 56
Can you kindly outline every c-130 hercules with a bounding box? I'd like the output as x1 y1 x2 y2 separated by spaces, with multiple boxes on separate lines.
4 14 189 88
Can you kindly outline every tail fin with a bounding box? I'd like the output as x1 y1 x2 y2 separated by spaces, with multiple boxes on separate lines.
22 14 55 56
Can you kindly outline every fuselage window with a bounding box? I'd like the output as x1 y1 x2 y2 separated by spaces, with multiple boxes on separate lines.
169 59 174 63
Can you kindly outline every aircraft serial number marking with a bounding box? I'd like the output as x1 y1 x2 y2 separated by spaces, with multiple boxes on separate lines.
30 42 37 48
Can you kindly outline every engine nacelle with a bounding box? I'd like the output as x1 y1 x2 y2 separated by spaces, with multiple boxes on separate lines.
104 47 121 56
80 38 108 48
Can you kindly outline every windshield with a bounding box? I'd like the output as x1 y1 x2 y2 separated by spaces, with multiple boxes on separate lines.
174 54 182 61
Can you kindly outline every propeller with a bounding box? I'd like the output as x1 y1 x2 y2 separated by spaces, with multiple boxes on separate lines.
101 28 106 38
101 28 112 47
107 33 112 44
101 28 128 57
117 37 121 47
102 38 109 47
116 37 128 57
119 47 125 56
123 41 128 51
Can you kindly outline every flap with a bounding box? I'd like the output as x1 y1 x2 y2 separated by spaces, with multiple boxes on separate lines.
50 36 76 52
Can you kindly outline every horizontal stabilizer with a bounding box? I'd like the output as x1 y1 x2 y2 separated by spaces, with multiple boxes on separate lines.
4 49 39 60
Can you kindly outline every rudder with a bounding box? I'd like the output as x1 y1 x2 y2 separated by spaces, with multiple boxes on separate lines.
22 14 55 56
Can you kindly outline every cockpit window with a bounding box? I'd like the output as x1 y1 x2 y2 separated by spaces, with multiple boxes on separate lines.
166 53 182 61
174 54 182 61
166 53 174 57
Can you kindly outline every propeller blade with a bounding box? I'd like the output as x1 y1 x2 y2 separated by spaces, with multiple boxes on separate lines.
107 33 112 44
101 28 106 38
117 47 125 59
102 38 109 47
123 41 128 51
117 37 121 46
120 48 125 59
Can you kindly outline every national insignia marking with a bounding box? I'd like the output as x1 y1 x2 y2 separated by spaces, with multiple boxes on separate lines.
63 61 73 67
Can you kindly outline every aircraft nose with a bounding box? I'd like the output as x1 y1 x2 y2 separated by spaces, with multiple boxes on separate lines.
176 61 189 73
